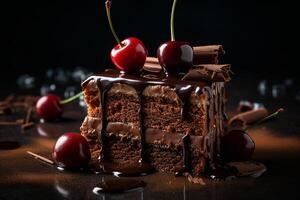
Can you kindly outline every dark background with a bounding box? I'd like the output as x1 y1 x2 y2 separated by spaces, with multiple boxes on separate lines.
6 0 284 81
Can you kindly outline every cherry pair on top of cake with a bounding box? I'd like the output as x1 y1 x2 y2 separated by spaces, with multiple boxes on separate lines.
35 0 189 122
105 0 192 75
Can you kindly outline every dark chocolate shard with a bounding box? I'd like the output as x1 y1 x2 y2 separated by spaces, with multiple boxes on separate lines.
183 64 232 82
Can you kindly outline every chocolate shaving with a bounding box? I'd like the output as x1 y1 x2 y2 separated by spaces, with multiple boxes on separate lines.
182 64 231 82
0 95 37 131
143 55 232 82
193 45 224 65
0 121 23 125
22 122 35 130
25 107 33 123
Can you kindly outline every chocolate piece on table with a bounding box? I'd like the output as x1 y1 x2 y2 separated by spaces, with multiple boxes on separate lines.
226 161 266 178
229 107 269 126
193 45 225 65
0 95 37 132
182 64 231 82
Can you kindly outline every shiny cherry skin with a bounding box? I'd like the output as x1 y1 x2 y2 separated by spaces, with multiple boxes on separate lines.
111 37 147 72
157 41 193 74
36 94 63 121
221 129 255 162
52 133 91 169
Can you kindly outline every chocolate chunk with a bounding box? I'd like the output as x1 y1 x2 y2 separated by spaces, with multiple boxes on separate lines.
183 64 231 82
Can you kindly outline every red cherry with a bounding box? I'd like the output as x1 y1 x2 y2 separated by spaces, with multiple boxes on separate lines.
157 41 193 74
52 133 91 169
111 37 147 72
36 94 63 121
221 130 255 162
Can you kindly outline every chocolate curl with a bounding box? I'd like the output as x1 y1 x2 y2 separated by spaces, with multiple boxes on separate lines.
228 108 269 126
193 45 225 65
143 57 162 73
182 64 231 82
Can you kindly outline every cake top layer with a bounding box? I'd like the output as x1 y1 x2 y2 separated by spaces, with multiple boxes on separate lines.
82 69 211 90
82 69 218 119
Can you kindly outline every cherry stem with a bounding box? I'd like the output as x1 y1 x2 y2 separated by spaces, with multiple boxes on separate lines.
170 0 177 41
245 108 284 131
105 0 122 45
60 91 83 105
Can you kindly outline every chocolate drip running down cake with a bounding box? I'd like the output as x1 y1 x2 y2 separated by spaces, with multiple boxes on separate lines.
80 45 231 177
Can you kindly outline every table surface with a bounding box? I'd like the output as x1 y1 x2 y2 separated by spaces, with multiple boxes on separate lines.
1 74 300 200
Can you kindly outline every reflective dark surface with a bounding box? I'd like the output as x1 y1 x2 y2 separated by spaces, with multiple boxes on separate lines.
1 73 300 200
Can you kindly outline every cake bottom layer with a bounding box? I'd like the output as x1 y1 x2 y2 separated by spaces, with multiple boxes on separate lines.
81 117 210 176
102 134 207 176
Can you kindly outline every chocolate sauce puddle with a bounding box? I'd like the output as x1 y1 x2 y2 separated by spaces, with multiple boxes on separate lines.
100 162 155 177
93 178 146 194
206 165 238 180
0 141 20 150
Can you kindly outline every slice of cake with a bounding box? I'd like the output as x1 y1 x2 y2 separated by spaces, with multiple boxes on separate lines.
80 45 231 177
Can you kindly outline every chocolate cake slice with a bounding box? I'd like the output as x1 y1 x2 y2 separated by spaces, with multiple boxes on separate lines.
80 46 231 177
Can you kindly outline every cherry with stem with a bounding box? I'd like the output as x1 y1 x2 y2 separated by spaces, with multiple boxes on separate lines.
170 0 177 41
36 92 83 121
105 0 121 46
157 0 193 75
222 108 284 161
105 0 147 73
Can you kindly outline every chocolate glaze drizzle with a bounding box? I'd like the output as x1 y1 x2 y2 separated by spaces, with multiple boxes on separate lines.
175 85 193 118
182 134 190 173
82 69 225 175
